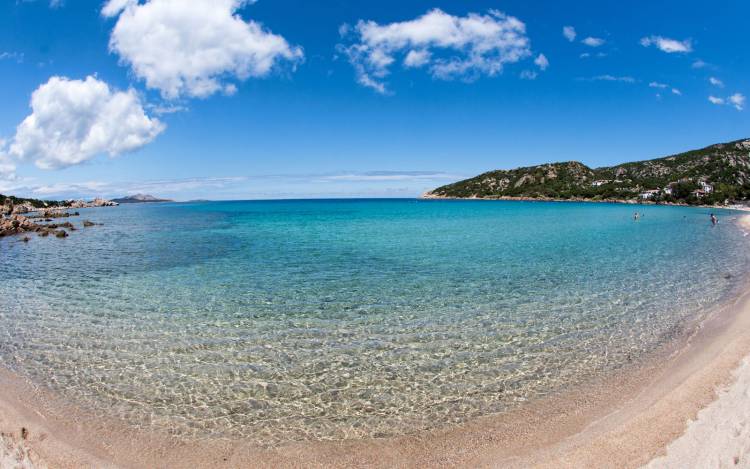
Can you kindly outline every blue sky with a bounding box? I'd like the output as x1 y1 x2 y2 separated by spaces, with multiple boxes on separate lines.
0 0 748 200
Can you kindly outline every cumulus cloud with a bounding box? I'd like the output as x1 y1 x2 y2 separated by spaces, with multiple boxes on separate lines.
338 8 535 94
5 76 164 170
562 26 576 42
581 37 605 47
729 93 746 111
640 36 692 53
0 142 16 177
102 0 303 99
534 53 549 70
709 77 724 88
708 93 745 111
403 49 431 68
519 70 537 80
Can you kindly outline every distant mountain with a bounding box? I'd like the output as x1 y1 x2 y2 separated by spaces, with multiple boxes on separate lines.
424 138 750 205
112 194 173 204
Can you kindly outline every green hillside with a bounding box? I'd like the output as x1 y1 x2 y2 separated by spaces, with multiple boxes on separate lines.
426 139 750 205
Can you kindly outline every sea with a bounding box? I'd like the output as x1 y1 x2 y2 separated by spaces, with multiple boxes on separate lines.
1 199 748 443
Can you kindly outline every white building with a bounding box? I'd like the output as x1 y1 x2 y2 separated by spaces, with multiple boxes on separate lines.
639 190 660 200
592 180 611 187
699 181 714 193
662 187 673 196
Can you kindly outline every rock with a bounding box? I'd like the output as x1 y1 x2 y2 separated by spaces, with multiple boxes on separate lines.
83 220 96 227
55 230 68 238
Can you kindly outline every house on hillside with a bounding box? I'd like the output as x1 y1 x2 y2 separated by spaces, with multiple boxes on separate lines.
591 180 611 187
699 181 714 193
639 190 660 200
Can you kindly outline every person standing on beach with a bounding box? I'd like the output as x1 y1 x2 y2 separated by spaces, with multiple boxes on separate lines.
711 213 718 226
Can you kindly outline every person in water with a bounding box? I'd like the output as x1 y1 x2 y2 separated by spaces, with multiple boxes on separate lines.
711 213 718 225
633 212 640 221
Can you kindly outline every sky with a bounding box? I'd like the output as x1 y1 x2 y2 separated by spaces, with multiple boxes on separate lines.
0 0 748 201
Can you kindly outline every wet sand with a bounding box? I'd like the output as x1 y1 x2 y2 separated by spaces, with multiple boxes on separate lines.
3 219 750 468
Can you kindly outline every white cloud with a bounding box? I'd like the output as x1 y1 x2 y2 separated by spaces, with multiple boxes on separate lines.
102 0 303 99
709 77 724 88
5 76 164 170
692 59 708 69
519 70 537 80
581 37 605 47
534 53 549 71
562 26 576 42
588 75 636 83
0 150 16 178
0 52 24 63
6 172 461 200
339 8 534 94
321 171 456 182
640 36 692 53
729 93 746 111
403 49 431 68
148 103 188 115
649 82 681 96
707 93 746 111
21 0 63 8
579 52 607 59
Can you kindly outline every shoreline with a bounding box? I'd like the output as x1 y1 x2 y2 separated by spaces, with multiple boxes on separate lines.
420 193 750 212
2 221 750 467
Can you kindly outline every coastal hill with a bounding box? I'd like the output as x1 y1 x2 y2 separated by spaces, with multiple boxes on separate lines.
0 194 65 209
425 138 750 205
112 194 173 204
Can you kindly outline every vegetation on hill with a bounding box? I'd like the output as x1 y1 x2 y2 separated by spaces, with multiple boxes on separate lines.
426 139 750 205
0 194 64 209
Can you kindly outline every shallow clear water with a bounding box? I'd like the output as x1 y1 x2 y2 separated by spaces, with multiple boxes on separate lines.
0 200 748 443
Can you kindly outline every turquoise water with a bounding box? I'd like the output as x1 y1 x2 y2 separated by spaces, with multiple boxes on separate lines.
0 200 748 443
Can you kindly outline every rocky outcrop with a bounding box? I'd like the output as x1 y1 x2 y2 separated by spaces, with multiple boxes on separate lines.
28 210 79 219
0 214 74 239
65 199 118 208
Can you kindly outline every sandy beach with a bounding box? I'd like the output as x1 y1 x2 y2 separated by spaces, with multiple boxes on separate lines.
2 216 750 469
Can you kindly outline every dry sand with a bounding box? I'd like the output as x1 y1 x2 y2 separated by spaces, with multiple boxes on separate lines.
642 358 750 469
3 216 750 468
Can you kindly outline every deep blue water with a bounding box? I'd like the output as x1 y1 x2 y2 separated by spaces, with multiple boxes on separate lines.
0 199 748 442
